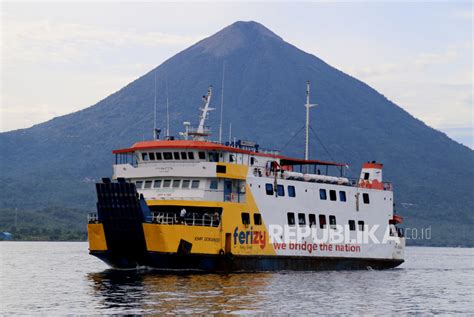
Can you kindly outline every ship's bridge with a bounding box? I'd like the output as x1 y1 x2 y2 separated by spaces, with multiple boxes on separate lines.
111 140 283 204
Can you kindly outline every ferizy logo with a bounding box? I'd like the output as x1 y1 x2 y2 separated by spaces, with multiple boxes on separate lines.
233 227 266 249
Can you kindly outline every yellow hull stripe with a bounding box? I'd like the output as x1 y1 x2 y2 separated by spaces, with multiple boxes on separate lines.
87 223 107 251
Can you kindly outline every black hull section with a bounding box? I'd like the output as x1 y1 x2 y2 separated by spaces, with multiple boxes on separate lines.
95 180 149 268
90 251 403 272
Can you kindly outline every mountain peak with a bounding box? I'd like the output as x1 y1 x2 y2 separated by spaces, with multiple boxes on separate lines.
192 20 283 56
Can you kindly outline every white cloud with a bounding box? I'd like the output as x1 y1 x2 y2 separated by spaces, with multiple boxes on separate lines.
414 50 458 68
1 18 201 65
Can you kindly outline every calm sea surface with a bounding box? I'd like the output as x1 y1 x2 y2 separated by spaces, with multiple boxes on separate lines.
0 242 472 315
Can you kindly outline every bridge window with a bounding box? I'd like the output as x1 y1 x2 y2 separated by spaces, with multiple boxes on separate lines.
173 152 180 160
277 184 285 196
319 189 327 200
144 180 152 189
363 193 370 204
309 214 316 227
241 212 250 225
329 190 337 201
188 152 195 160
191 180 200 189
181 152 187 160
358 221 365 231
298 213 306 226
329 215 337 229
319 215 327 229
182 180 190 188
135 181 143 189
288 185 296 197
153 180 162 188
287 212 295 226
172 179 180 188
155 152 162 160
210 180 218 190
349 220 356 231
163 152 172 160
254 213 262 225
339 191 347 202
198 151 206 160
163 180 171 188
141 153 149 161
364 172 370 180
265 183 273 195
149 153 155 160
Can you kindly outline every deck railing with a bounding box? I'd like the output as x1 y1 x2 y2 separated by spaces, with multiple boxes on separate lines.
151 212 220 227
87 212 98 224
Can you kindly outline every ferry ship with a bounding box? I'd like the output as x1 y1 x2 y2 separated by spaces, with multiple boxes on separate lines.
87 83 405 271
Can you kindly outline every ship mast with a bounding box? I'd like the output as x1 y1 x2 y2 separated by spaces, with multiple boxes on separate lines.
304 80 317 160
188 86 214 141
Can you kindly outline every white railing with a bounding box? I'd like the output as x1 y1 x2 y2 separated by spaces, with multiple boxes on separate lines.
151 212 220 227
87 212 98 224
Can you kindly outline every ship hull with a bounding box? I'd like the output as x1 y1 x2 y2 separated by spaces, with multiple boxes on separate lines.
90 250 403 272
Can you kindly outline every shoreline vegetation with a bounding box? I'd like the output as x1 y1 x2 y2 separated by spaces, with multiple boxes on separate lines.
0 207 87 241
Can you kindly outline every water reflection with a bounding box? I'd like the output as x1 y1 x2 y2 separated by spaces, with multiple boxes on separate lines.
87 270 274 314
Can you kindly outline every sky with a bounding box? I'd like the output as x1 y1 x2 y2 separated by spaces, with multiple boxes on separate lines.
1 1 473 148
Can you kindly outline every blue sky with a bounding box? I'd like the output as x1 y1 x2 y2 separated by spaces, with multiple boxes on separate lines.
1 1 472 148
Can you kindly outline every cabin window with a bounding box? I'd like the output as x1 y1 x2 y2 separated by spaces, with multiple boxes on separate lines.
209 152 219 162
309 214 316 227
298 213 306 226
148 153 155 160
144 180 152 189
229 154 235 163
182 180 190 189
153 180 162 188
163 180 171 188
319 189 327 200
288 185 296 197
363 193 370 204
172 179 180 188
188 152 195 160
329 215 337 229
163 152 173 160
287 212 295 226
198 151 206 160
173 152 180 160
135 181 143 189
210 180 218 190
216 165 226 173
155 152 162 160
277 184 285 196
265 183 273 195
364 172 370 180
250 157 255 166
254 213 262 225
181 152 187 160
241 212 250 225
141 153 149 161
319 215 327 229
349 220 356 231
339 191 347 202
358 221 365 231
191 180 200 189
329 190 337 201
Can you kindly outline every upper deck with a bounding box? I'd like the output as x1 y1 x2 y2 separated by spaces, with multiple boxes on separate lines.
111 139 391 194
